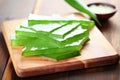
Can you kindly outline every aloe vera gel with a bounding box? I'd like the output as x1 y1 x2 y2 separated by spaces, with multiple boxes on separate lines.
89 5 115 14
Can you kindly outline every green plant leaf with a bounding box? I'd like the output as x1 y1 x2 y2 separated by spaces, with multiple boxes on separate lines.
65 0 101 26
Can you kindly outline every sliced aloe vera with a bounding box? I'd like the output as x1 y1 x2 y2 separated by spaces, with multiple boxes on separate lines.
12 32 62 48
62 30 89 45
22 45 81 60
28 20 95 28
11 16 94 60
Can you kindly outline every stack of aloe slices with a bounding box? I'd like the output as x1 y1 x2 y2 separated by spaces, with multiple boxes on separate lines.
11 14 95 60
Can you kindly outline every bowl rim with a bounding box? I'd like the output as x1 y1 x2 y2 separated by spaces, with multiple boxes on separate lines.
87 2 117 14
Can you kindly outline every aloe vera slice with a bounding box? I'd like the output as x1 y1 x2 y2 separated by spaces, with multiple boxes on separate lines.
50 22 71 33
28 20 95 27
12 31 62 48
22 45 81 60
52 23 79 38
62 30 89 45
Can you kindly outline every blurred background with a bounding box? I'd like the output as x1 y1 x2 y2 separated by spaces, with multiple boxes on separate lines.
0 0 120 80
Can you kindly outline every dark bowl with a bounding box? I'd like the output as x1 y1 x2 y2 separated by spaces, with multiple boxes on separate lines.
87 2 117 20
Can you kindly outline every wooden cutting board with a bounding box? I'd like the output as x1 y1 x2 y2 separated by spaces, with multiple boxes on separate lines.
1 15 119 77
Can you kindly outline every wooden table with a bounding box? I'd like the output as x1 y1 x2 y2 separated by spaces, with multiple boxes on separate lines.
0 0 120 80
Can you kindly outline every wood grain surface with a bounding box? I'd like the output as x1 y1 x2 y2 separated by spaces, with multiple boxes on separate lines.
0 0 120 80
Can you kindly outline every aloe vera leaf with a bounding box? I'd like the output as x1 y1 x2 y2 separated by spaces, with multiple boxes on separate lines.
63 23 81 38
65 0 101 26
20 25 37 31
22 45 81 61
50 22 71 33
11 38 36 46
28 20 95 27
16 27 63 39
12 38 61 50
15 31 36 39
28 20 67 26
62 30 89 46
52 23 79 38
22 45 80 56
12 31 62 48
79 21 94 29
43 51 80 60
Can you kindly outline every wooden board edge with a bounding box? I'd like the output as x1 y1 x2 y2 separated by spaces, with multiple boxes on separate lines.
83 54 119 68
15 54 119 77
1 20 26 78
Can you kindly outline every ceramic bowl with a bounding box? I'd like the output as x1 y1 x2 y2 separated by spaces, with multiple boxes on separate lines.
87 3 117 20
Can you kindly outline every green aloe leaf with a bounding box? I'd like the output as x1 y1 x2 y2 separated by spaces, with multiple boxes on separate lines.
28 20 95 27
22 45 81 60
61 30 89 45
65 0 101 26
